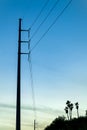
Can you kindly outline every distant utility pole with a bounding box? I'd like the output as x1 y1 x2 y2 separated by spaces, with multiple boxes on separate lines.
34 120 36 130
16 18 30 130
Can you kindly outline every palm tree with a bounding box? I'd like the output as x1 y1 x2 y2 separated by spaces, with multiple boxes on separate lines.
85 110 87 116
66 100 71 120
66 100 71 108
75 102 79 118
64 107 69 120
66 100 73 120
70 103 73 119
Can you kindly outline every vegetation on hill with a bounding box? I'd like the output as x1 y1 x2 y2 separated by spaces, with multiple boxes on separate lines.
45 116 87 130
44 100 87 130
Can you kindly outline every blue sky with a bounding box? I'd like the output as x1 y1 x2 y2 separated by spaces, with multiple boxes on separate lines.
0 0 87 130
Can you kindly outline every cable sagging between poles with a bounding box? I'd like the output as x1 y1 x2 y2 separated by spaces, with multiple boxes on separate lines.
28 51 37 120
30 0 60 40
30 0 72 52
30 0 50 29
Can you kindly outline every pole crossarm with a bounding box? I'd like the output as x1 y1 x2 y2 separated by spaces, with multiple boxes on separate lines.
20 52 29 55
21 40 30 43
21 29 29 31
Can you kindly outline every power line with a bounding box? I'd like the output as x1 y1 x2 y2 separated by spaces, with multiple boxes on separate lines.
30 0 72 52
28 48 37 120
30 0 50 29
31 0 60 39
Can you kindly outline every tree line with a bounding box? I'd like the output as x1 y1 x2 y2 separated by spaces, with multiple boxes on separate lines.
64 100 79 120
44 100 87 130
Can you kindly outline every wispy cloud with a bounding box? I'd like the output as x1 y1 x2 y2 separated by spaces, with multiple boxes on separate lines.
0 103 63 115
0 103 63 130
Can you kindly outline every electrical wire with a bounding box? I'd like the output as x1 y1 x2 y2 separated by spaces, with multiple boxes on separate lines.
30 0 50 29
30 0 72 52
27 0 72 122
28 47 37 120
30 0 60 39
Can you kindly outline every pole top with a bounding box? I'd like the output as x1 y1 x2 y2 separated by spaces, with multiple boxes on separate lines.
19 18 22 21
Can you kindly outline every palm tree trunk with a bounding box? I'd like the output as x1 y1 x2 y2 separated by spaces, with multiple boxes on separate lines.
77 109 79 118
70 110 72 120
67 113 69 120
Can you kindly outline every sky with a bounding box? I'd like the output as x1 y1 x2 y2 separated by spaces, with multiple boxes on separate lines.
0 0 87 130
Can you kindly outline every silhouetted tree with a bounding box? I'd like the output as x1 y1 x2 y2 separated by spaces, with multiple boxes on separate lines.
64 106 69 120
69 103 73 120
66 100 71 108
45 116 87 130
45 116 66 130
85 110 87 117
66 100 70 120
75 102 79 118
66 100 73 120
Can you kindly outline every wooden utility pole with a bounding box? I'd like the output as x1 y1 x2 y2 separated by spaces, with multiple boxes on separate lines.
16 18 30 130
34 120 36 130
16 18 22 130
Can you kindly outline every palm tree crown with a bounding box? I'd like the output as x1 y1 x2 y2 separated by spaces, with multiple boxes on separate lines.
75 102 79 118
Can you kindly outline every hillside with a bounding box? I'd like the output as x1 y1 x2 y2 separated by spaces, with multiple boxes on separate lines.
44 116 87 130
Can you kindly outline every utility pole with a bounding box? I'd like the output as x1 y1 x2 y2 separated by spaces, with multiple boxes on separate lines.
34 120 36 130
16 18 21 130
16 18 30 130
